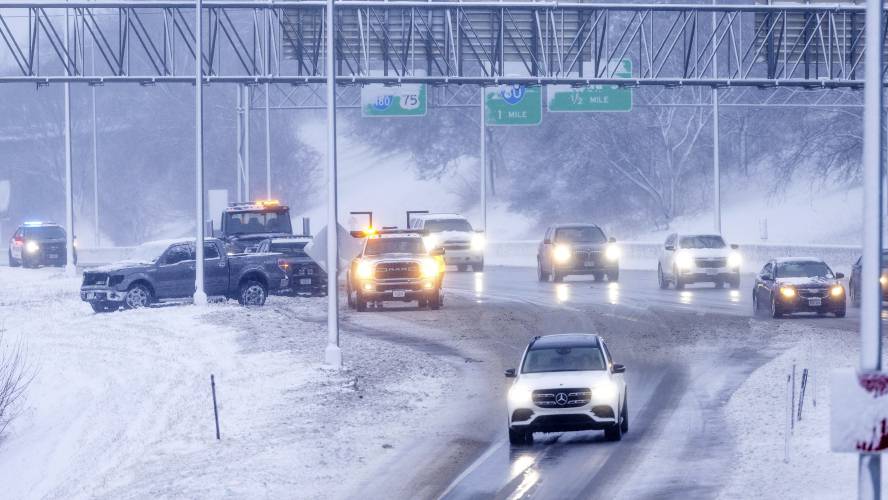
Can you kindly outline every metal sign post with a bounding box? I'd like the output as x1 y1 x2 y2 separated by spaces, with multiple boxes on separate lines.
193 0 207 306
859 0 884 495
480 87 487 231
324 0 342 369
63 2 75 276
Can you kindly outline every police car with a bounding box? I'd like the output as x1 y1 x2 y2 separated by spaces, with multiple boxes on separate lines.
8 221 76 268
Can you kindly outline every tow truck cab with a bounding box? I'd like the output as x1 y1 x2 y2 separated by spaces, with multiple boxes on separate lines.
216 200 293 253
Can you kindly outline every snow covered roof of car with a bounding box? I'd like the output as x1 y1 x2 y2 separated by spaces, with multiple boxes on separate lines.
531 334 601 349
551 223 602 229
774 257 826 264
137 237 221 247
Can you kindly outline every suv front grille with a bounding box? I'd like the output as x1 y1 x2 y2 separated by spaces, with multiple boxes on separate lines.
375 262 420 280
696 257 727 268
82 273 109 287
443 243 470 251
532 388 592 408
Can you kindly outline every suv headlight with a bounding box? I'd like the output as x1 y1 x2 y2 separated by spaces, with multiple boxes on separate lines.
675 250 694 270
508 385 533 407
592 382 619 401
471 233 486 251
25 241 39 253
831 285 844 297
356 261 374 280
605 244 621 261
780 286 796 298
421 258 439 278
553 244 571 264
727 251 742 268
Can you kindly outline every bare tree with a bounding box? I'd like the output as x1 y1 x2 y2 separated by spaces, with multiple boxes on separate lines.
0 330 34 438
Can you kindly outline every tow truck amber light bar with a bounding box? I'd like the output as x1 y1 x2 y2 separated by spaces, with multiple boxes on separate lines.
349 227 429 238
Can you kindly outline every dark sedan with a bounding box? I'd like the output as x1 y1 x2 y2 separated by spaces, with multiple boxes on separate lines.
753 258 846 318
257 237 327 296
537 224 620 282
849 252 888 308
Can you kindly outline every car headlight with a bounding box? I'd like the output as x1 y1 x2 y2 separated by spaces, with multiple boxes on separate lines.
423 234 439 252
356 261 374 280
831 285 845 297
553 244 572 264
508 385 533 407
881 276 887 286
471 233 486 251
727 251 742 268
420 258 439 278
675 250 694 270
605 244 621 261
780 286 796 299
593 382 619 400
25 241 39 253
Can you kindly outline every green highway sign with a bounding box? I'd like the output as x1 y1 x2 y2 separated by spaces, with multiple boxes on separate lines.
547 59 633 112
361 84 427 117
485 85 543 126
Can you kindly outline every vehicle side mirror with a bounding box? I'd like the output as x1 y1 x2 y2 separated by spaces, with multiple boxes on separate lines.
836 272 845 279
504 368 516 378
612 363 626 374
608 237 617 243
730 244 739 250
665 244 675 251
760 274 773 281
430 248 445 257
543 238 551 245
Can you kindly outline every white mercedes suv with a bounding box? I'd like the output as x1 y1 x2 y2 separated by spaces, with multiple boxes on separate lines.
505 334 628 445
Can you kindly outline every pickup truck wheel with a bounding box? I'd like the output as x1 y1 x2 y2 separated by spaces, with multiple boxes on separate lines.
429 290 442 310
473 262 484 272
123 284 152 309
238 280 267 306
90 301 117 313
8 250 20 267
346 281 355 309
418 298 428 309
355 292 368 312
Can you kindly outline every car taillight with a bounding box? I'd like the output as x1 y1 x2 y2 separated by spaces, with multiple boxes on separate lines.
13 236 23 246
277 259 290 272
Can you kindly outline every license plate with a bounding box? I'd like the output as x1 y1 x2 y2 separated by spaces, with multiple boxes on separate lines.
299 278 312 285
48 254 58 259
808 298 822 307
392 290 406 298
86 292 95 299
705 268 718 276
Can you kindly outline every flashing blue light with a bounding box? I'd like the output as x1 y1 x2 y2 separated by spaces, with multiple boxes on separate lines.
23 221 45 226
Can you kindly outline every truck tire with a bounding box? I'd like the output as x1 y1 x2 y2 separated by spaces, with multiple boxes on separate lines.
238 280 267 306
473 262 484 272
607 269 619 282
429 290 442 310
123 284 153 309
537 258 549 282
356 291 368 312
346 281 355 309
90 301 118 313
8 250 19 267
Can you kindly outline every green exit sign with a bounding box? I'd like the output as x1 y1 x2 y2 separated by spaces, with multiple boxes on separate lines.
547 59 633 112
361 84 427 117
485 85 543 126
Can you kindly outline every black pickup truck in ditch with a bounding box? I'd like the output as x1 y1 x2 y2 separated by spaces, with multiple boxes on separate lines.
80 238 289 312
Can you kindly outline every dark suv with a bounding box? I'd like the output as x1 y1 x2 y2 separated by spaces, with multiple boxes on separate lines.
8 222 77 268
537 224 620 282
257 236 328 296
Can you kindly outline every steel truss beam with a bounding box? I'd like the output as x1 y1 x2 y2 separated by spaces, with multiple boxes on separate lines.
0 1 886 87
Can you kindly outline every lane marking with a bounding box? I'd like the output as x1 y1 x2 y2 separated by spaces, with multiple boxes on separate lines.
437 440 506 500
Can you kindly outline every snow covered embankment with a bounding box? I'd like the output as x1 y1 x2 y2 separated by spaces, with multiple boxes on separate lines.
718 322 875 499
0 268 456 499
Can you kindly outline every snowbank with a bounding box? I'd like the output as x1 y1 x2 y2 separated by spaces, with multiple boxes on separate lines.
0 268 458 499
718 322 874 499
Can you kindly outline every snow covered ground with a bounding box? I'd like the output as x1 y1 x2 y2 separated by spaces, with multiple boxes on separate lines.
719 321 877 499
0 268 460 499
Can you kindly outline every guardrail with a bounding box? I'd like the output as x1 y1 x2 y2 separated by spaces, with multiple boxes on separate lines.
70 241 861 274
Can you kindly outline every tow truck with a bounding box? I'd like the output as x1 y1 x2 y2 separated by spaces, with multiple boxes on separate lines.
345 227 445 312
215 199 294 254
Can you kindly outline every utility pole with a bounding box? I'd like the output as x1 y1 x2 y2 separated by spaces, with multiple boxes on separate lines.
859 0 883 496
91 51 99 247
243 84 251 199
63 1 75 276
712 0 721 234
265 83 272 198
324 0 342 369
193 0 207 306
480 87 487 231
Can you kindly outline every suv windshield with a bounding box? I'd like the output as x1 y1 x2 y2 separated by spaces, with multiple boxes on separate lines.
522 346 606 373
555 227 606 244
224 210 292 235
777 261 833 279
679 235 726 249
424 219 473 233
23 226 66 239
365 238 425 255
